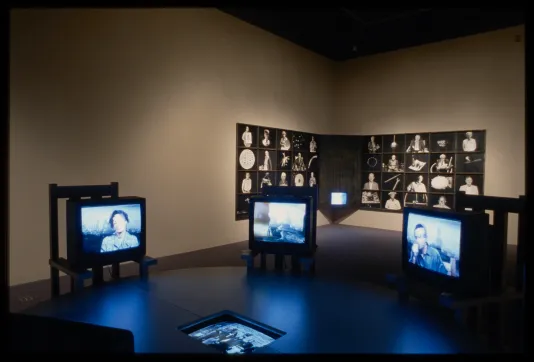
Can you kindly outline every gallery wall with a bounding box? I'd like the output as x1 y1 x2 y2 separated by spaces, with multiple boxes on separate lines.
335 26 525 245
9 9 334 285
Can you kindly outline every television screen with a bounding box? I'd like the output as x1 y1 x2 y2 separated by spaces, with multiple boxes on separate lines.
188 321 275 355
405 211 461 278
331 192 347 205
81 204 142 254
253 201 306 244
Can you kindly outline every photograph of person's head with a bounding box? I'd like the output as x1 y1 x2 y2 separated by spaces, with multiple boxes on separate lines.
457 175 483 195
278 130 291 151
430 153 454 173
100 209 140 253
383 191 402 211
309 171 317 187
405 174 428 205
432 195 452 209
363 172 380 191
260 128 271 148
365 154 382 171
457 130 485 152
383 153 403 172
278 171 289 186
292 152 307 172
238 124 256 148
259 150 275 171
406 133 429 153
367 135 381 153
238 172 256 194
309 135 318 153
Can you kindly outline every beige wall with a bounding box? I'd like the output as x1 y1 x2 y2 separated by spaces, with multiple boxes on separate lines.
335 26 525 245
9 9 334 285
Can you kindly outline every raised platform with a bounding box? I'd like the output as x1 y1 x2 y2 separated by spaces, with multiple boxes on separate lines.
20 266 488 353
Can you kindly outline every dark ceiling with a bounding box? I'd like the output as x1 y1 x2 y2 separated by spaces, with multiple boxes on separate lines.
218 8 525 61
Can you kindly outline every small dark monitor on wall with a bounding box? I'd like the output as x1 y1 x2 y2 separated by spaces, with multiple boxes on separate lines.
331 192 347 206
66 197 146 270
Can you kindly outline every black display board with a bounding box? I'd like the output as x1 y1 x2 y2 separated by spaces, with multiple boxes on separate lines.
236 124 320 220
361 130 486 212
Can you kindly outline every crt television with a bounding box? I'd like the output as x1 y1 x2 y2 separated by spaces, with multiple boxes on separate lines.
402 206 499 297
66 196 146 270
249 195 314 255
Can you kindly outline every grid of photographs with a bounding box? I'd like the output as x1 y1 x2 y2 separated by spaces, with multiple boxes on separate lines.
236 124 320 220
361 130 486 213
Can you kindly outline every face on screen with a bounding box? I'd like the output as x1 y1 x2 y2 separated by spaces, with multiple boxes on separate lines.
81 204 142 254
406 213 461 278
253 202 306 244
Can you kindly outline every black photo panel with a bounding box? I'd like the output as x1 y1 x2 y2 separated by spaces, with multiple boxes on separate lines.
404 191 428 207
278 171 291 187
382 191 404 212
361 191 381 207
381 172 405 191
430 153 456 173
236 194 253 220
383 134 406 154
366 135 382 154
237 148 258 171
405 173 429 194
456 153 485 173
382 153 405 172
277 130 292 151
237 171 257 194
456 174 484 195
258 149 277 172
363 153 383 172
362 172 381 191
308 170 319 187
430 132 456 152
405 133 430 153
292 152 308 172
430 174 455 193
307 153 319 172
259 171 274 190
292 132 308 150
237 124 258 148
309 135 319 153
278 151 292 170
292 172 306 187
406 153 429 173
456 130 485 153
429 194 454 210
259 127 276 149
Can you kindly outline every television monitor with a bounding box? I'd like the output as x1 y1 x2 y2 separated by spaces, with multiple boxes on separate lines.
249 195 314 255
402 206 501 297
66 196 146 270
178 311 285 355
331 192 347 206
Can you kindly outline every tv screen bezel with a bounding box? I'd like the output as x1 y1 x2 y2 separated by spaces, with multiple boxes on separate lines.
248 195 314 255
66 196 147 270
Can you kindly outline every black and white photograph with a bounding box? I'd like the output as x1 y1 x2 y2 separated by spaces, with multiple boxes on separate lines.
430 153 455 173
406 153 429 173
278 171 290 187
361 191 381 207
308 171 318 187
363 153 383 172
292 152 307 172
278 151 292 170
382 153 404 172
404 190 428 206
259 172 274 189
307 154 319 172
362 172 381 191
277 130 292 151
382 134 406 154
292 172 306 187
430 194 454 210
259 127 275 149
236 194 253 219
405 174 428 194
405 133 430 153
457 130 485 152
456 174 484 195
430 132 456 152
237 148 258 171
258 150 276 171
381 173 404 191
309 135 318 153
237 124 258 148
292 132 308 150
430 174 454 193
455 153 485 173
367 135 382 153
237 171 257 194
382 191 403 211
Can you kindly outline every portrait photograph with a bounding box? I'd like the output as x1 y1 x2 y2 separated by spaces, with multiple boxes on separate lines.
430 194 454 210
382 153 404 172
382 191 403 212
237 148 258 171
456 174 484 195
237 124 258 148
237 171 257 194
308 171 318 187
430 132 457 152
456 130 485 153
363 153 383 172
278 171 291 187
430 174 455 193
381 172 404 191
405 173 429 194
382 134 406 154
259 171 274 190
367 135 382 154
236 194 253 219
455 153 485 173
278 151 292 170
292 132 309 150
258 150 277 171
362 172 381 191
258 127 275 149
292 172 306 187
430 153 455 173
277 130 293 151
309 135 319 153
406 153 429 173
361 191 381 207
405 133 430 153
307 154 319 172
292 152 308 172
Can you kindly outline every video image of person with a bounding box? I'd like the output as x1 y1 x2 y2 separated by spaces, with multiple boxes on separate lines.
253 202 306 244
188 322 275 355
81 204 141 254
406 213 461 278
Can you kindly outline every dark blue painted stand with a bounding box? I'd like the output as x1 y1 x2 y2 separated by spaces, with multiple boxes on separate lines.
241 250 315 273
